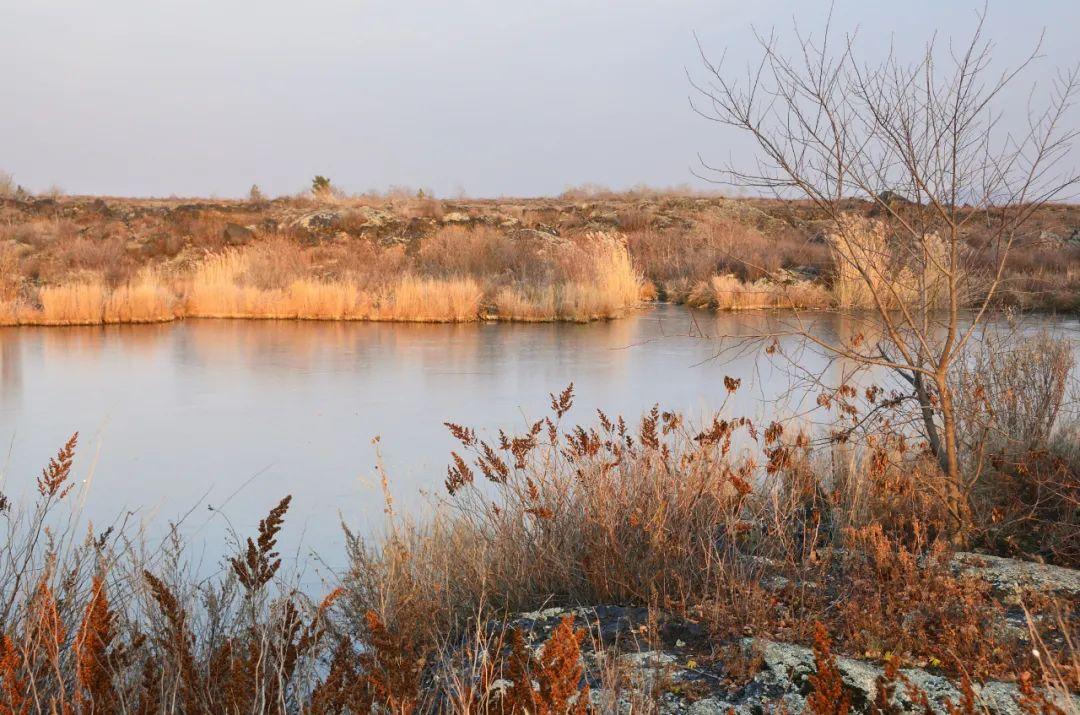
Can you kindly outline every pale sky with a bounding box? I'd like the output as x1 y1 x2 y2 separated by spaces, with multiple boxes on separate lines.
2 0 1077 198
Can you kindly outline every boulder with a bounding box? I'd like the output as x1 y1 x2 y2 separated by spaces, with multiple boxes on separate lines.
352 206 396 230
291 210 341 232
222 222 254 245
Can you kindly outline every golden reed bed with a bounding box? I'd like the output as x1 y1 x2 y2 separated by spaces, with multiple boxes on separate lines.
0 217 939 327
0 237 647 326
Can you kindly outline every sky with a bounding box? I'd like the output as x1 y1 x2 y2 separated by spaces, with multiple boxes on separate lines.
1 0 1077 198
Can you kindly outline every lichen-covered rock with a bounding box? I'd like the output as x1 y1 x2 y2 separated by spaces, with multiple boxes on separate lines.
349 206 397 229
495 606 1079 714
952 552 1080 599
746 640 1061 715
290 210 341 232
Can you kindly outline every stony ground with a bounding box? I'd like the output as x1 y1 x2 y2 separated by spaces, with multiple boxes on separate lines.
5 193 1080 253
499 553 1079 714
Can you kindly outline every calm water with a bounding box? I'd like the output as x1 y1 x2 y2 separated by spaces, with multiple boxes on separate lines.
0 305 1075 571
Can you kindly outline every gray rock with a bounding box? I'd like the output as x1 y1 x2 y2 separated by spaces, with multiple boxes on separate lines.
952 552 1080 599
346 206 396 230
474 604 1079 714
291 210 341 232
748 639 1077 714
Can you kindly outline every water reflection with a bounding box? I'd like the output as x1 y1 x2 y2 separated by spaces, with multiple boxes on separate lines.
0 306 1074 568
0 332 20 402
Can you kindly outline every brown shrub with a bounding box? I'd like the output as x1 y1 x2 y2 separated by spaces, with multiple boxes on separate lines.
833 525 1017 680
74 575 119 712
626 214 829 301
0 242 21 302
807 623 851 715
500 616 590 714
416 225 536 281
616 208 652 232
401 197 445 221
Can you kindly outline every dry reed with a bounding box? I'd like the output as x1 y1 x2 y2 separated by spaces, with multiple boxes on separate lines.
375 276 482 322
103 273 177 323
39 282 106 325
827 214 949 310
687 274 831 310
493 233 643 321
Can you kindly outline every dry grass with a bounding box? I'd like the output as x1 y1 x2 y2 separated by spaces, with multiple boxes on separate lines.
0 171 15 198
493 233 643 321
186 250 351 320
0 227 642 325
39 282 107 325
827 214 949 310
348 384 1077 671
400 196 445 220
281 279 371 320
626 211 831 302
185 252 482 322
103 272 178 323
185 250 272 317
0 272 175 326
686 274 831 310
953 333 1079 564
417 225 539 282
376 276 482 322
0 243 21 302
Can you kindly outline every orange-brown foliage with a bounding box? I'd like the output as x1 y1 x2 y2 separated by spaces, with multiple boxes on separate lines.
74 576 118 712
500 616 590 715
807 623 851 715
230 495 291 592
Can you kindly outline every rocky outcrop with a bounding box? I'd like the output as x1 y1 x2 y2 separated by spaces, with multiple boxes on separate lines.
952 552 1080 600
442 211 472 224
698 640 1065 715
290 210 341 232
500 605 1078 714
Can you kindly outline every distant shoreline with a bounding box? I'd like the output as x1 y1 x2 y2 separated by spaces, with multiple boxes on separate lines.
2 193 1077 328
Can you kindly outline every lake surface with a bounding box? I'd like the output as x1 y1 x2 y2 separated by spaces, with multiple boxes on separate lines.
1 305 1075 573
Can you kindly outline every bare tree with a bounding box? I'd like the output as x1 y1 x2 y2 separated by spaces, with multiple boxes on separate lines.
690 9 1079 537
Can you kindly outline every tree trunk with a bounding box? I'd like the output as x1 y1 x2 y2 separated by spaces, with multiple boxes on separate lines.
935 374 968 542
913 372 943 467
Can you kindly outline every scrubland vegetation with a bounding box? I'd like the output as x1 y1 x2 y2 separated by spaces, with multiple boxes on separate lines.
0 200 651 325
0 190 1078 326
